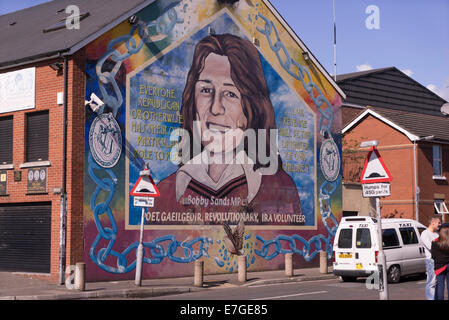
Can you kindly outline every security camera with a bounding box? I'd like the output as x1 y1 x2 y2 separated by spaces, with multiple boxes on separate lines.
128 15 139 25
85 93 105 113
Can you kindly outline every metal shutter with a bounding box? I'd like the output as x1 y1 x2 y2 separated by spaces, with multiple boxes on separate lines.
0 203 51 273
0 116 13 164
26 111 49 162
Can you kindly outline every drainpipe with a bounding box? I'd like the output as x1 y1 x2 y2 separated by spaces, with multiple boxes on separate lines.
59 56 68 285
413 140 419 222
413 135 435 223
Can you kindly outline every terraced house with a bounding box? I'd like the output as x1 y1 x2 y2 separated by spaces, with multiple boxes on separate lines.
340 67 449 225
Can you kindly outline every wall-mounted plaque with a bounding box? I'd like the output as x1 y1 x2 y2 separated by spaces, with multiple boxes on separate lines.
27 167 47 194
14 170 21 182
0 67 35 114
0 171 6 195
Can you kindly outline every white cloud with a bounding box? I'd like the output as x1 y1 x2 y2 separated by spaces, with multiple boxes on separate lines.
427 79 449 101
400 69 413 77
427 84 437 92
356 64 373 72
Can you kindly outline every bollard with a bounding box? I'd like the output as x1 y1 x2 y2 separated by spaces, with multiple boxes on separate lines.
285 253 293 277
194 260 204 287
75 262 86 291
238 255 247 282
320 251 328 274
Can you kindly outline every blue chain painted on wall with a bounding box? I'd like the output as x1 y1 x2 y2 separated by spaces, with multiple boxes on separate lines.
87 5 214 273
88 152 213 273
87 5 340 274
95 5 183 117
253 13 340 261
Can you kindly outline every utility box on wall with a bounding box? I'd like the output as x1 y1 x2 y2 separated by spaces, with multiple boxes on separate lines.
83 0 344 281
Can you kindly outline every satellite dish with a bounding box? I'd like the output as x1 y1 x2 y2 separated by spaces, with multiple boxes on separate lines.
441 103 449 116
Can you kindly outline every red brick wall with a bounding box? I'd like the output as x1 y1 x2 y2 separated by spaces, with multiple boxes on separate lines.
417 143 449 224
343 114 416 220
0 50 85 283
66 50 86 269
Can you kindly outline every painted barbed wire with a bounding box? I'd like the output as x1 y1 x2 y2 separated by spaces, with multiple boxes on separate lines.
215 234 256 271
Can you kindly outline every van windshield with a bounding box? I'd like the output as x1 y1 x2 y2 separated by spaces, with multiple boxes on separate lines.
356 228 371 248
338 229 353 248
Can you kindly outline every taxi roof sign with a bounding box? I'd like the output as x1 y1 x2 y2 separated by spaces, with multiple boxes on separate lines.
360 146 393 184
130 169 160 197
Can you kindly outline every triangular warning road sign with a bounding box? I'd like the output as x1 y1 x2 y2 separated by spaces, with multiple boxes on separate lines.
360 147 393 184
130 169 160 197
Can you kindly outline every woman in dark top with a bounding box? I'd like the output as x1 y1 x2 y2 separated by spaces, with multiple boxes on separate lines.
431 225 449 300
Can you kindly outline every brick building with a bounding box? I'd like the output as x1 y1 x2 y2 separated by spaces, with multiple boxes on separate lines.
339 67 449 225
0 0 167 283
0 0 345 283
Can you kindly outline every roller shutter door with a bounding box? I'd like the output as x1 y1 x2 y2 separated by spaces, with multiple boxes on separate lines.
0 203 51 273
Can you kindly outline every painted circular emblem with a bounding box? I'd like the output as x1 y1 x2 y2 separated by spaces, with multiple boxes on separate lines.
40 169 46 181
319 139 340 182
89 113 122 168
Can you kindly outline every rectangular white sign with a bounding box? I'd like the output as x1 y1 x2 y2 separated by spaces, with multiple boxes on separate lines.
0 67 35 114
133 196 154 207
362 183 391 198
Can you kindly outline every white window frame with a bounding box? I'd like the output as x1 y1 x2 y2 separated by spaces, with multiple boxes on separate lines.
434 200 449 215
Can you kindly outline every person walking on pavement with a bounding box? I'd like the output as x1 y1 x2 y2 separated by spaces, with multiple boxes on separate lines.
431 224 449 300
421 215 441 299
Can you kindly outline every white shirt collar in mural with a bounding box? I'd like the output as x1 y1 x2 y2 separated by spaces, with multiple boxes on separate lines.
175 150 262 203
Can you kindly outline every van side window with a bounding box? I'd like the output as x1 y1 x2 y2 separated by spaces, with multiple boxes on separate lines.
382 228 399 248
338 229 353 248
356 228 371 248
399 227 419 245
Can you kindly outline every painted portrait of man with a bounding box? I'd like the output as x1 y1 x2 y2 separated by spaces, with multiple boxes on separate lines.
152 33 303 226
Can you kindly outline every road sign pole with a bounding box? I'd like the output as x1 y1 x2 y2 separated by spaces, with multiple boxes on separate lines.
360 142 391 299
376 197 389 300
135 206 146 286
131 166 159 287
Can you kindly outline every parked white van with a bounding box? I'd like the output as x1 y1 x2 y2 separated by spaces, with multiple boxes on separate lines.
333 217 427 283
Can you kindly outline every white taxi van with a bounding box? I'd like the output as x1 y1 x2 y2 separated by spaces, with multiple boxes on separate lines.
333 217 427 283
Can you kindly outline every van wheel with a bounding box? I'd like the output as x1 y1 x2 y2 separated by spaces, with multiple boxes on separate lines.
387 265 401 283
341 276 356 282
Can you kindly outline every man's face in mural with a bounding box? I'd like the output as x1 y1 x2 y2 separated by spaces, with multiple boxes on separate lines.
194 53 248 155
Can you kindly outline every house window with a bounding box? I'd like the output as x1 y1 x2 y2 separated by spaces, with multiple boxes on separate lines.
433 144 443 177
434 199 449 215
0 116 13 165
26 111 49 162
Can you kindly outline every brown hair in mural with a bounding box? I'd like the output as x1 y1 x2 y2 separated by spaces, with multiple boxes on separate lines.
153 34 303 226
181 34 276 167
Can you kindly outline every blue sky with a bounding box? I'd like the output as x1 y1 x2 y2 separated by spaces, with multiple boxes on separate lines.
1 0 448 100
271 0 449 101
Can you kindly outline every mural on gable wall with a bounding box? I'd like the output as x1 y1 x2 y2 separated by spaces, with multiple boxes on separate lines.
84 0 342 281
